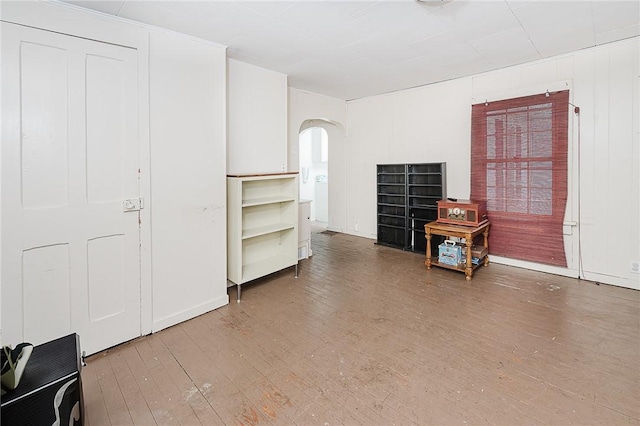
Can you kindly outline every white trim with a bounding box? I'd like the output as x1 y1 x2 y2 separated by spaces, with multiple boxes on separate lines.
138 30 153 336
2 1 144 49
489 255 640 290
221 46 229 288
152 296 229 333
565 89 580 276
343 230 375 239
576 271 640 291
489 255 578 278
44 0 228 50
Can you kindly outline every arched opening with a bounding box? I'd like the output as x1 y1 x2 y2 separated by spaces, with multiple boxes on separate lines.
299 126 328 229
291 118 346 234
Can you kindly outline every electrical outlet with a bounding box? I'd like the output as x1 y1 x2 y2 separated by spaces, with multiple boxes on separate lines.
631 261 640 274
354 222 359 232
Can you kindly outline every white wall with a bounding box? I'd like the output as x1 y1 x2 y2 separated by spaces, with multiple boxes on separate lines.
342 38 639 290
570 39 639 288
346 78 473 239
227 59 287 174
288 88 347 231
149 30 228 332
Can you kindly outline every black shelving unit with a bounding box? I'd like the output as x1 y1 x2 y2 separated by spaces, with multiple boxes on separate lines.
376 164 410 249
376 163 446 253
408 163 447 253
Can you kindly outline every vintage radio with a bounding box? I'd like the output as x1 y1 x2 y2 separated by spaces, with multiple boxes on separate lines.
437 199 488 227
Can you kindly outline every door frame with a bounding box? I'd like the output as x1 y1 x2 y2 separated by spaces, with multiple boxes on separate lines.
2 1 153 337
296 119 347 233
298 126 329 223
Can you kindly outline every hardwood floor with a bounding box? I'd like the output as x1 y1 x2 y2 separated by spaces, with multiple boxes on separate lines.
83 230 640 425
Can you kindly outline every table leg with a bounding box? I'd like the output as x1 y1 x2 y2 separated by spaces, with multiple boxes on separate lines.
425 232 432 269
483 226 490 266
465 237 473 281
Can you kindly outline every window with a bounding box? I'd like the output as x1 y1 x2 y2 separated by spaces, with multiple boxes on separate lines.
470 91 569 267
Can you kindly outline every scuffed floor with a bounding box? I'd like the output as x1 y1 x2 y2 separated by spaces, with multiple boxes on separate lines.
83 230 640 425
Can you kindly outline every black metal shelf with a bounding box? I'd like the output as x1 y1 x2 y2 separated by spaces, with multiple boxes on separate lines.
378 223 406 230
377 163 446 253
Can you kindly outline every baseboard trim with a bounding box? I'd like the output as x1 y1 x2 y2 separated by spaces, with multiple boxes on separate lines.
152 294 230 333
485 256 639 290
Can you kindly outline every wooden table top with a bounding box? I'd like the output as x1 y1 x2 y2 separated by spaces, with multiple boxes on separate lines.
424 220 490 235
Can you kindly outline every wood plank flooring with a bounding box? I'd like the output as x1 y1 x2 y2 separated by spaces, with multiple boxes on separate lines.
83 229 640 425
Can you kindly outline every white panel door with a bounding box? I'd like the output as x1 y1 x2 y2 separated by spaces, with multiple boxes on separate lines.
1 22 141 355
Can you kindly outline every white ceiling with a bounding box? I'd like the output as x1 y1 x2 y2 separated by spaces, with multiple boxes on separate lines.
63 0 640 100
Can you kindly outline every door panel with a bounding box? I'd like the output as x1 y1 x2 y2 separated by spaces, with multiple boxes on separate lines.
20 41 69 209
22 244 71 344
86 53 125 203
1 22 141 355
87 235 126 321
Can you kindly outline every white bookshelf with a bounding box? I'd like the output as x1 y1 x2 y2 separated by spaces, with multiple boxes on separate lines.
227 173 298 301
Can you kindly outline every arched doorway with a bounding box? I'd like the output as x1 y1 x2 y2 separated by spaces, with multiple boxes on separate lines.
299 127 328 228
292 118 346 234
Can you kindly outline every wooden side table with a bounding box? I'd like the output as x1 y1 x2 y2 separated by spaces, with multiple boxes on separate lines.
424 221 490 281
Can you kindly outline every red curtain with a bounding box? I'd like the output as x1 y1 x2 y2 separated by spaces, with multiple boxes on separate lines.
470 91 569 267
